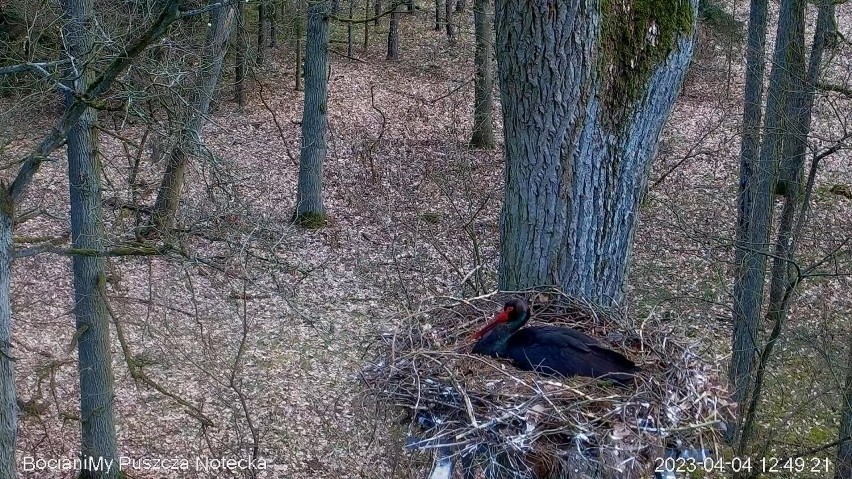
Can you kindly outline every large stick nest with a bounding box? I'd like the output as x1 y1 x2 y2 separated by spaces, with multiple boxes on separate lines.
361 290 735 478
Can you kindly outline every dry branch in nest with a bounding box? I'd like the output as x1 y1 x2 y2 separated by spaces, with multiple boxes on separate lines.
361 289 735 478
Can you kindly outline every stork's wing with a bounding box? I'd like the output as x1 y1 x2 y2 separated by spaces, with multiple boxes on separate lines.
507 326 637 381
510 326 595 353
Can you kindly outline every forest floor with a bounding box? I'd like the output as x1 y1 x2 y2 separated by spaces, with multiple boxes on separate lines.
2 6 852 479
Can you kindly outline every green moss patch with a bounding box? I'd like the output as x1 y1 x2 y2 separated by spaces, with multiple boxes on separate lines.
599 0 695 123
292 211 328 229
419 212 443 224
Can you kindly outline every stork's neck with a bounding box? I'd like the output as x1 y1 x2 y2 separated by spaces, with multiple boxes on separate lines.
471 310 529 356
505 309 529 332
472 323 514 355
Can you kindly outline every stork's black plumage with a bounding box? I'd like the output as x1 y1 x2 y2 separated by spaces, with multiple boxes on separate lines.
470 299 638 384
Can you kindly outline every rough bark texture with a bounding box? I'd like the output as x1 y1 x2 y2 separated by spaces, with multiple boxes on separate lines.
151 4 235 232
61 0 119 476
295 0 330 225
469 0 494 149
387 4 399 60
495 0 697 307
435 0 441 30
0 194 16 479
729 0 769 416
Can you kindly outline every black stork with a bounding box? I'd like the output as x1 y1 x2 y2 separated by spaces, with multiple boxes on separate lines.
469 299 639 384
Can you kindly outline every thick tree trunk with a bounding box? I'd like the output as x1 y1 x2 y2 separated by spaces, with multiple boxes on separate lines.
469 0 494 149
150 5 235 232
435 0 441 30
67 108 119 479
729 0 769 422
61 1 119 476
295 0 329 226
495 0 697 307
374 0 381 25
387 5 399 60
0 194 16 479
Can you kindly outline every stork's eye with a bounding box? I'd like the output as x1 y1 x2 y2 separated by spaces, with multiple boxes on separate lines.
505 306 514 313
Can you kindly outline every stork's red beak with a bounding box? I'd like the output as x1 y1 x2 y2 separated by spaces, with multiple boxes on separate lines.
469 310 510 340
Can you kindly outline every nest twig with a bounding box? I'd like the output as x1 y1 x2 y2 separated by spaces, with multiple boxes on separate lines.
361 289 734 478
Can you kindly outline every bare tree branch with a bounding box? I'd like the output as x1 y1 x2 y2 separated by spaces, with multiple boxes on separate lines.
5 1 182 203
0 59 72 77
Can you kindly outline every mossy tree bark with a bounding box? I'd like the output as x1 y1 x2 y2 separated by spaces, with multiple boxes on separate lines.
495 0 698 306
469 0 494 149
150 4 236 233
61 0 119 476
295 0 330 227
